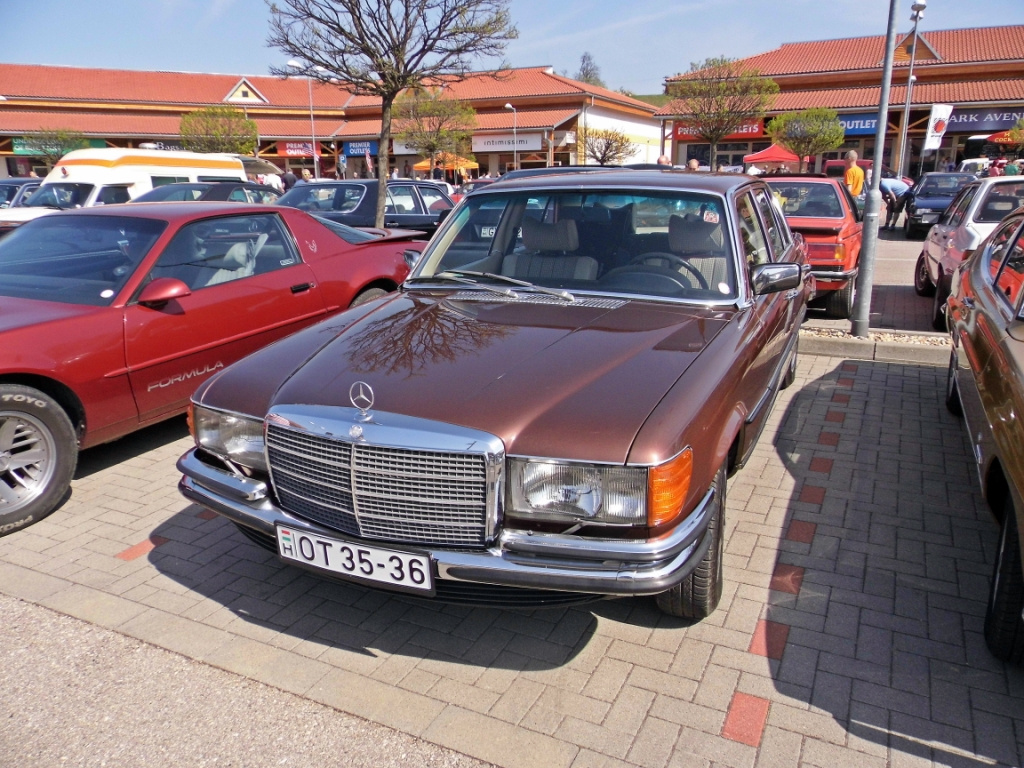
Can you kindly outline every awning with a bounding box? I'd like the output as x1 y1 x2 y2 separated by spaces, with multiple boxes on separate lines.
987 130 1017 145
413 152 479 171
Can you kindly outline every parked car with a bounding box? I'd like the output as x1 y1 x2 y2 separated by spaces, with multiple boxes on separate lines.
902 172 976 238
177 171 811 618
765 174 862 318
131 181 281 204
0 177 42 209
915 176 1024 330
958 157 991 176
494 166 623 183
450 178 496 203
0 203 423 537
945 206 1024 661
277 179 453 236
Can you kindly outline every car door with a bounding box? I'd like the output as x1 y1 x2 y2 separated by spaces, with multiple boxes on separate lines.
927 184 976 284
384 183 434 232
949 216 1024 463
122 212 328 423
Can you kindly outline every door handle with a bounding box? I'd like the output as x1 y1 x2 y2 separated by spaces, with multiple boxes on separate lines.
290 283 312 294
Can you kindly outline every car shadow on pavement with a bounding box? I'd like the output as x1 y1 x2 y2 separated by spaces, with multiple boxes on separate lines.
758 358 1024 766
75 416 190 480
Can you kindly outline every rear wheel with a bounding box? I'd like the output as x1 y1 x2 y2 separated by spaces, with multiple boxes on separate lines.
824 281 855 319
985 500 1024 663
914 252 935 296
656 462 725 620
0 385 78 537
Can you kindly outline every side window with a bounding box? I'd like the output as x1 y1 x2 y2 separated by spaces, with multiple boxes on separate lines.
387 185 421 215
97 185 131 205
419 185 453 212
148 214 298 291
985 219 1021 283
227 187 249 202
754 189 787 257
947 187 976 227
737 193 770 267
993 222 1024 309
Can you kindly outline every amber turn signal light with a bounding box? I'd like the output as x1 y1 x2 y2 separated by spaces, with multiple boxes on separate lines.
647 448 693 527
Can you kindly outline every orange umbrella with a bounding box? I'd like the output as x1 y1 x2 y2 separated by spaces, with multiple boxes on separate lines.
413 152 479 171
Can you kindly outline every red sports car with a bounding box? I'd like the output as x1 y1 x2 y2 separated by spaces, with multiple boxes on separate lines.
0 202 422 536
766 176 863 319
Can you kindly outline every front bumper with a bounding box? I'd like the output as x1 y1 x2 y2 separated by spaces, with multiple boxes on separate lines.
809 266 858 287
177 448 715 597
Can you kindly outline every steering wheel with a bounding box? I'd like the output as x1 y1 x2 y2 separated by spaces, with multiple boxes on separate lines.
630 252 709 290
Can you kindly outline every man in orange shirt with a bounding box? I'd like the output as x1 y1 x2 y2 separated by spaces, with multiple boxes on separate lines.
844 150 865 196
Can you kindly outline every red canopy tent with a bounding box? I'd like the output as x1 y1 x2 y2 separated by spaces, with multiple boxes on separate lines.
742 144 800 164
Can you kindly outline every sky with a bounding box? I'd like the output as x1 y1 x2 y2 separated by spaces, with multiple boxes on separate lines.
5 0 1024 95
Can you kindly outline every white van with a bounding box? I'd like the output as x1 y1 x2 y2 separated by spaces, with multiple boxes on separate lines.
957 157 991 176
0 148 247 234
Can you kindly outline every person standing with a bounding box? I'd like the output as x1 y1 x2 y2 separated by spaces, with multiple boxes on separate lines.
432 161 443 181
281 168 298 191
843 150 865 196
402 160 411 178
686 159 700 171
656 155 671 165
1004 157 1021 176
879 176 910 230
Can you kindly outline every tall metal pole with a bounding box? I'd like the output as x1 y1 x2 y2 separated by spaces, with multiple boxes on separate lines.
306 76 319 179
504 103 517 171
851 0 901 338
897 6 924 178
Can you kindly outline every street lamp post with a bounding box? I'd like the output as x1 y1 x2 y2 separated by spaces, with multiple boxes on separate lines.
504 103 517 172
288 59 320 179
896 1 927 179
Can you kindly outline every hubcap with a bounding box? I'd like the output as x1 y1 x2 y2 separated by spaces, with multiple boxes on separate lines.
0 411 56 512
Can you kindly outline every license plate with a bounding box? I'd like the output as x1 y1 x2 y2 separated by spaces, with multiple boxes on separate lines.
276 526 434 593
922 214 939 223
478 225 496 238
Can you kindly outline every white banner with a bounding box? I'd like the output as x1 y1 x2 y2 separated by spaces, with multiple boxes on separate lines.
923 104 954 151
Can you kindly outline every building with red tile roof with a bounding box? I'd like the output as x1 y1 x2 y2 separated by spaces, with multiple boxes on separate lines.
0 63 659 179
656 24 1024 173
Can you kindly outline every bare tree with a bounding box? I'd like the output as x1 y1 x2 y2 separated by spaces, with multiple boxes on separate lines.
667 57 778 170
766 108 845 172
267 0 517 227
583 128 636 166
21 129 89 169
393 88 477 169
180 106 258 155
575 52 605 88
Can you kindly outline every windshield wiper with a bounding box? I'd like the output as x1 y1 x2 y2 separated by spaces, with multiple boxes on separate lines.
438 269 576 302
405 271 519 298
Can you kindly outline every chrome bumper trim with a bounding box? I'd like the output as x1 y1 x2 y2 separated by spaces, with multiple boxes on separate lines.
177 449 715 596
810 267 859 280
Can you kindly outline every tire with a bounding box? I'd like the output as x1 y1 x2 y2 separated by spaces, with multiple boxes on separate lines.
350 287 388 307
985 499 1024 663
0 385 78 537
945 350 963 417
823 281 855 319
931 276 948 331
781 339 798 390
656 462 725 620
914 252 935 297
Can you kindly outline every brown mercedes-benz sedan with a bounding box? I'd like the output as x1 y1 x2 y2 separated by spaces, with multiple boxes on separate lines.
177 170 811 619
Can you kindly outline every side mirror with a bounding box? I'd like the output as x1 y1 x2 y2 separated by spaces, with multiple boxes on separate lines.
750 262 802 295
436 208 451 224
137 277 191 308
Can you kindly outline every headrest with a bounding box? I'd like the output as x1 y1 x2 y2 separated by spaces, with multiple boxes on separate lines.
521 217 578 252
669 214 722 253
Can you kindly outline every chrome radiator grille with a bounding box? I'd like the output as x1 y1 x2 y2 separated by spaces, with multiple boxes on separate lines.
266 423 489 547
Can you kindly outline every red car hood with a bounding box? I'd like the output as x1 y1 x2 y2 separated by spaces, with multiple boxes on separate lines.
267 292 729 463
0 295 103 333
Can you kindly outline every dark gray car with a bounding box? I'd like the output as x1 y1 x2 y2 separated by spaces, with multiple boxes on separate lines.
0 178 42 209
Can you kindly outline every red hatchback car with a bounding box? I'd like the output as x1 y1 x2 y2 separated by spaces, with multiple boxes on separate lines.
766 175 863 318
0 202 422 536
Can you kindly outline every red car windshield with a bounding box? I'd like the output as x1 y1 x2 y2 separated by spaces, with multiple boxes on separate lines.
0 214 166 306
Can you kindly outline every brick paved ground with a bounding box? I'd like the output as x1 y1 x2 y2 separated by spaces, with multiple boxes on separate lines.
3 350 1022 767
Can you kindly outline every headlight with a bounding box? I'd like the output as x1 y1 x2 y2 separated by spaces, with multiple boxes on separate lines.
190 404 267 471
507 448 692 527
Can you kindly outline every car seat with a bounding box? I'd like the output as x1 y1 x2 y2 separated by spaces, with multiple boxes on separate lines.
666 214 731 289
500 217 599 281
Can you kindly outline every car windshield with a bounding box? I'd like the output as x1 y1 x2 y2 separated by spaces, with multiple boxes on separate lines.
918 175 972 197
312 215 379 244
278 183 365 213
0 214 166 306
415 188 736 302
133 184 210 202
24 183 95 210
765 181 843 218
977 183 1024 223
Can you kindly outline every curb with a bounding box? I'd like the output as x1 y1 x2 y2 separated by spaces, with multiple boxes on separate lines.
799 332 949 365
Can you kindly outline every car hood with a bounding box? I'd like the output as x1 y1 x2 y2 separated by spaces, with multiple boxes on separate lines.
0 295 102 333
263 291 729 464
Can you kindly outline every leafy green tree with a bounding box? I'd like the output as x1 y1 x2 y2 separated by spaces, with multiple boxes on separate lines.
268 0 517 228
179 106 258 155
393 88 477 168
583 127 636 166
766 108 845 172
1006 117 1024 156
667 57 778 170
21 129 89 168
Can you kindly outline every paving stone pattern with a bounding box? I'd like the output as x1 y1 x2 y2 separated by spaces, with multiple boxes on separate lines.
2 354 1023 767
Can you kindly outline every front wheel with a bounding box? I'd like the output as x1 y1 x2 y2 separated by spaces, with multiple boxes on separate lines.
349 287 388 307
914 252 935 297
656 462 726 619
945 350 963 417
0 385 78 536
985 500 1024 663
932 277 948 331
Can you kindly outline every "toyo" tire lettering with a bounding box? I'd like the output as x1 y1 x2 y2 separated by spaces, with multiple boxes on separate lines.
1 394 47 408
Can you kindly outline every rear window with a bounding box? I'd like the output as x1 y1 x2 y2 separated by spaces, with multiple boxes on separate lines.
766 181 843 218
977 184 1024 223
